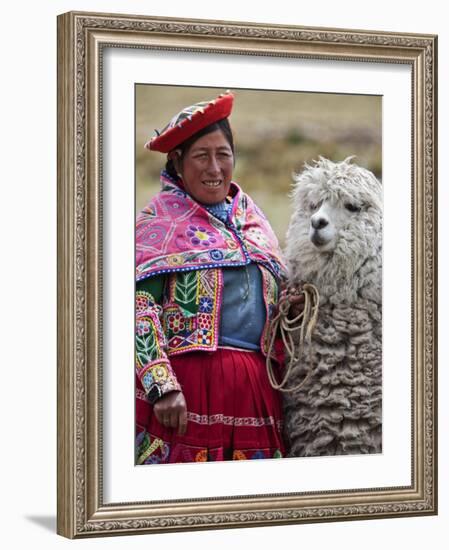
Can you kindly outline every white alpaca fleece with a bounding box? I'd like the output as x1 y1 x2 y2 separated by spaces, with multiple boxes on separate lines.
283 157 382 457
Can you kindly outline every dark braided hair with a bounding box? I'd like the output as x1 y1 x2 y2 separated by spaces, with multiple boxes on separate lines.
165 118 235 179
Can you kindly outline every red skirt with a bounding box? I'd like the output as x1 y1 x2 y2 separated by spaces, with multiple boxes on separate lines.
136 348 286 464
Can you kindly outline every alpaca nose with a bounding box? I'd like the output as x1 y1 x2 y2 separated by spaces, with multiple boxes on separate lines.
311 216 328 230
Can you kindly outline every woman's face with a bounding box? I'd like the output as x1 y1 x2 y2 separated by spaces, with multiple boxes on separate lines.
176 129 234 205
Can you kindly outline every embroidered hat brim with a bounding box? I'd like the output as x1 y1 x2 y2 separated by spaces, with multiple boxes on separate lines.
145 91 234 153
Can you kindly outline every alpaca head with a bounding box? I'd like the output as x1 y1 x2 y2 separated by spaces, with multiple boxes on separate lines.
285 157 382 297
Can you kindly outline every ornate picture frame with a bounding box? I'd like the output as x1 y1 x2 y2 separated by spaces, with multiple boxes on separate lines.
57 11 437 538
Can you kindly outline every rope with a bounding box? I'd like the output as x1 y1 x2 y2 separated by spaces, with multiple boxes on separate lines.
266 283 320 393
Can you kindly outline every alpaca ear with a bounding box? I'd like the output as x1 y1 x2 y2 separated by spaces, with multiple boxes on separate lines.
368 170 382 188
342 155 356 164
292 159 312 183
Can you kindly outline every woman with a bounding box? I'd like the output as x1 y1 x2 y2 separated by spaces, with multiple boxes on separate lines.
135 91 290 464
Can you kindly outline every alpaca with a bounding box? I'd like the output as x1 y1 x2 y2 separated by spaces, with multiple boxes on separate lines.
283 157 382 457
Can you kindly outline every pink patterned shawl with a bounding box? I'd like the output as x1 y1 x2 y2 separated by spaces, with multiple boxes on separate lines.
136 172 287 282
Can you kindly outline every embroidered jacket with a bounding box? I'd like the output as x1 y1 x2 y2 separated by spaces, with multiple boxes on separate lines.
135 172 287 401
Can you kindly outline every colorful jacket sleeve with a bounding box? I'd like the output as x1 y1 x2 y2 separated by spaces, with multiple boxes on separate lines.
135 276 181 403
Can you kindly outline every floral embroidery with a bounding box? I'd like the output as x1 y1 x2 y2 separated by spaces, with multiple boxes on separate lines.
142 371 154 388
136 290 162 317
138 360 180 395
167 312 185 333
197 313 212 330
136 173 287 282
136 264 279 395
163 270 221 354
136 223 167 247
136 292 150 313
209 249 224 261
167 254 185 266
136 318 151 336
199 296 213 313
135 432 282 465
165 196 190 214
198 329 212 345
186 225 217 247
225 238 239 250
152 365 169 382
247 227 269 248
136 322 160 368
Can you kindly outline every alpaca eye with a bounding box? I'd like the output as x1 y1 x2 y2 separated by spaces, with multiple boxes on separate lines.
309 201 320 211
345 203 361 213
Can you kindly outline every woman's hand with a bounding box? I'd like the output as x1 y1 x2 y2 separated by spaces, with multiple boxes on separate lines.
287 285 305 319
280 282 305 320
153 391 188 435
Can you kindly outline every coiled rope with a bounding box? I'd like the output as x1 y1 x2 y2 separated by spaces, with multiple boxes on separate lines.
266 283 320 393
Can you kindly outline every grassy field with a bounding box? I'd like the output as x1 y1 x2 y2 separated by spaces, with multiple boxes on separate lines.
136 85 381 247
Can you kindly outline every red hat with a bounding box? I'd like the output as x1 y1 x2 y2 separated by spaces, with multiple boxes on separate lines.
145 91 234 153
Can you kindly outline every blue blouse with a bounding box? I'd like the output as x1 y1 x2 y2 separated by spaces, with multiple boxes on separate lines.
206 201 266 351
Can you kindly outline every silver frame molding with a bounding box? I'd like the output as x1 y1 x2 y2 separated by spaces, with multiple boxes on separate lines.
57 11 438 538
